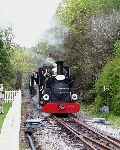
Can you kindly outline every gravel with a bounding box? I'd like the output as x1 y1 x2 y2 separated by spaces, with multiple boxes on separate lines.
77 112 120 140
87 119 120 139
32 116 75 150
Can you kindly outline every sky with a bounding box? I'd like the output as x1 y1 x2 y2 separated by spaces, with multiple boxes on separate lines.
0 0 61 47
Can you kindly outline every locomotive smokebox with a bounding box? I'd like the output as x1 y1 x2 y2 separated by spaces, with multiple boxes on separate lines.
56 61 64 75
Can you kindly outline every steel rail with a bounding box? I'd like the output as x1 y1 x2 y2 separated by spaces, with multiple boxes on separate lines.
58 119 112 150
107 135 120 144
73 118 120 149
56 119 96 150
26 132 36 150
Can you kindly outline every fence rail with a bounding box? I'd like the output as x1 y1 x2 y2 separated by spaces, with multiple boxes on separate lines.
4 90 18 103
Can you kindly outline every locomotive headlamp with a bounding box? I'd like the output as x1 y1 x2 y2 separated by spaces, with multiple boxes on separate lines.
71 94 78 100
43 94 49 101
55 75 65 80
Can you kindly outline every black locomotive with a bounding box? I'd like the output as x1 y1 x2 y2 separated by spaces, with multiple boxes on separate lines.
29 61 80 114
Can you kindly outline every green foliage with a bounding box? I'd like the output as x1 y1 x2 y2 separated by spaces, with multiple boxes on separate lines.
12 48 36 89
0 27 36 89
56 0 120 102
0 103 12 128
57 0 120 29
0 28 15 88
81 103 120 127
11 48 35 74
95 57 120 115
95 40 120 115
113 40 120 57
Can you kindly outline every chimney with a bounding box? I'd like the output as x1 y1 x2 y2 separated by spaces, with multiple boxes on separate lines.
56 61 64 75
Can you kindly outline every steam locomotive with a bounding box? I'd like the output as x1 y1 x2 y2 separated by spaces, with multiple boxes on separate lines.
29 61 80 114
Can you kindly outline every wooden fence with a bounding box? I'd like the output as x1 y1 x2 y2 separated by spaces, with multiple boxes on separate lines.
4 90 18 103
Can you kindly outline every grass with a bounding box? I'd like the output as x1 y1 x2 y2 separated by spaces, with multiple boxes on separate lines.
81 103 120 128
0 102 12 129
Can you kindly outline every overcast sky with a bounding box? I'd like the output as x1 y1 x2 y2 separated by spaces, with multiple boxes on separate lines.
0 0 61 47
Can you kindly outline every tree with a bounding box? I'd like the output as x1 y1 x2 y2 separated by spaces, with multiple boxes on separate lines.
0 27 15 88
11 47 36 89
56 0 120 101
0 27 36 89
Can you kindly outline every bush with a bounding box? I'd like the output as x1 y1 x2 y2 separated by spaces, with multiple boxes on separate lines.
95 40 120 115
95 56 120 115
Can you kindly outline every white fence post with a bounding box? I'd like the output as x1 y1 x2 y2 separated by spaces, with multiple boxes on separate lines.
4 90 18 103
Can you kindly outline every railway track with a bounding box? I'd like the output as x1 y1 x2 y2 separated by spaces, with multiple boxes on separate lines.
21 90 120 150
53 116 120 150
25 115 120 150
24 112 120 150
73 118 120 149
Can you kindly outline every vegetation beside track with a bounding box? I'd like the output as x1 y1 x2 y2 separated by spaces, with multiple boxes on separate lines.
56 0 120 103
55 0 120 116
81 103 120 128
0 102 12 129
95 40 120 115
